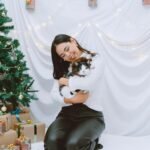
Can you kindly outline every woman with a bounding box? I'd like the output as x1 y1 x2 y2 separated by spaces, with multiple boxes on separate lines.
44 34 105 150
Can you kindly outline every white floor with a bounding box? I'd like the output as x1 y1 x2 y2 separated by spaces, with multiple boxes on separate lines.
101 134 150 150
31 134 150 150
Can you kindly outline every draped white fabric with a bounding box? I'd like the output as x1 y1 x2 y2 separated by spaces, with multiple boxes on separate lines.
2 0 150 136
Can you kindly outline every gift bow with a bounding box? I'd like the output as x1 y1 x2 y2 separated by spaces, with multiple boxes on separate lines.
18 135 27 142
7 144 15 150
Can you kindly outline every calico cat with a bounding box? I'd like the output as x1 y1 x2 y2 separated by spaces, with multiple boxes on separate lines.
59 52 96 98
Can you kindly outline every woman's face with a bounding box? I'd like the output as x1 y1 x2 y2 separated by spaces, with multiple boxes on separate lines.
56 38 82 62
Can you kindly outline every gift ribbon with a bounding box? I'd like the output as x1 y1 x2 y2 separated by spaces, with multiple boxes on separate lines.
15 119 32 137
18 135 27 142
11 108 22 122
17 135 31 149
15 123 23 137
34 124 37 142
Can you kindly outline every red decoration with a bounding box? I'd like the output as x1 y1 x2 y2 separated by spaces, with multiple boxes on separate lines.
88 0 98 8
143 0 150 5
26 0 35 9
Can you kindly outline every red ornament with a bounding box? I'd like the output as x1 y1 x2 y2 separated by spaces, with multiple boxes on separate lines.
143 0 150 5
26 0 35 9
88 0 98 8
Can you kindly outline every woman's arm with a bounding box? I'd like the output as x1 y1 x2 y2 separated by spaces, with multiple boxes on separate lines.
64 92 89 104
50 80 89 105
50 80 68 105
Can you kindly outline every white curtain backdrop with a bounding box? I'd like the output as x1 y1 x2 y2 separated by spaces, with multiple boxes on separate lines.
2 0 150 136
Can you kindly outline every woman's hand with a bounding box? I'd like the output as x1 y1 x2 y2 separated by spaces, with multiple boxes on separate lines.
59 77 69 86
64 92 89 104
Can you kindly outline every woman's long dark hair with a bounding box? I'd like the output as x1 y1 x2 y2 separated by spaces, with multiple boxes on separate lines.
51 34 92 79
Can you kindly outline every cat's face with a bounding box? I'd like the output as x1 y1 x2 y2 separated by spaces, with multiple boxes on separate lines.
56 38 82 62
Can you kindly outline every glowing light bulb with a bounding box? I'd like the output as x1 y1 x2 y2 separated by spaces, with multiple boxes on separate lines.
95 23 100 27
97 32 102 38
87 22 91 27
116 8 122 13
42 22 47 27
78 23 82 27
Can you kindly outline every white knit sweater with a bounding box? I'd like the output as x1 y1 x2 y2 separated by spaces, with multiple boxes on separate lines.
50 52 105 112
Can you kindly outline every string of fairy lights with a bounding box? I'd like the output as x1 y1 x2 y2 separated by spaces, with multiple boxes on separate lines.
10 1 150 62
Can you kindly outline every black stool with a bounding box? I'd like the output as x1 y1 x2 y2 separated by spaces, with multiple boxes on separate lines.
94 138 103 150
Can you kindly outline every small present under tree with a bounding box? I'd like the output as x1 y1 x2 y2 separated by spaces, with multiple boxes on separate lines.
0 2 38 112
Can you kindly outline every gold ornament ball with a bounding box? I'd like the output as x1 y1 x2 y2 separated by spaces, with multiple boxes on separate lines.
27 119 32 124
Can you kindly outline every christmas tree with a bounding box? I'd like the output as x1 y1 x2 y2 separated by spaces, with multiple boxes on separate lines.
0 2 38 112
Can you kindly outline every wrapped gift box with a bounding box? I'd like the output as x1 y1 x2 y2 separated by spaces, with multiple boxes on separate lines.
0 113 11 131
0 129 17 146
11 113 31 129
15 122 45 143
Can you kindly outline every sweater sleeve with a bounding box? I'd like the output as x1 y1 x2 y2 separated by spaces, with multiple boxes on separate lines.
50 80 71 106
68 54 104 92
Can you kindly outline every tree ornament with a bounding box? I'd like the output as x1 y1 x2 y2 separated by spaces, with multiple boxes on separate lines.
1 105 7 112
10 52 17 61
3 88 6 91
19 93 23 100
27 119 32 124
10 56 15 61
6 41 11 45
2 12 5 16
